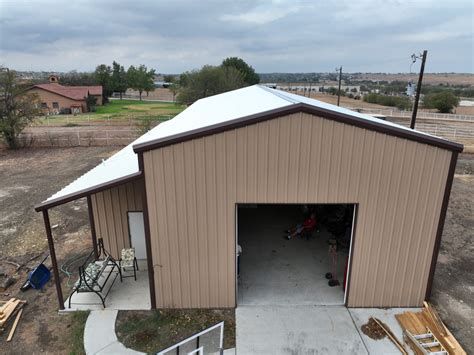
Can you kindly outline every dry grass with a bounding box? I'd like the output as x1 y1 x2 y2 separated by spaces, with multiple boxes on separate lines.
353 73 474 86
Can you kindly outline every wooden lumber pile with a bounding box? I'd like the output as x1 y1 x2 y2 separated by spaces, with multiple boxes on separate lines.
371 317 408 354
395 302 466 355
0 298 26 342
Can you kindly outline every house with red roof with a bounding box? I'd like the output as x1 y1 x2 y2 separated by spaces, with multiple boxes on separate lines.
27 75 103 114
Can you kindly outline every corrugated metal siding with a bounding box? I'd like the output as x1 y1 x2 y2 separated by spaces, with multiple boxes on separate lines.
90 179 144 259
143 112 451 308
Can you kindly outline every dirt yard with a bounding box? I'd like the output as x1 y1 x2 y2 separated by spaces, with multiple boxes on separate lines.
431 153 474 351
0 147 118 354
0 147 472 353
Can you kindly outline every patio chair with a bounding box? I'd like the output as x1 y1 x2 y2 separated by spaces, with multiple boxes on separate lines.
120 248 139 281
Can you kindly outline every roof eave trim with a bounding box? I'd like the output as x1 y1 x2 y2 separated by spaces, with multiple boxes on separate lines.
35 171 143 212
297 103 464 152
133 104 303 153
132 103 463 153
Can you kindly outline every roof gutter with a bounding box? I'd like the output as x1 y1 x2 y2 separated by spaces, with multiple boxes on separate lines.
132 103 463 154
35 171 143 212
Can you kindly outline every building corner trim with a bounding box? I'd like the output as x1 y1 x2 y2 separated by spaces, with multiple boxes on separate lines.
138 152 157 309
425 151 459 300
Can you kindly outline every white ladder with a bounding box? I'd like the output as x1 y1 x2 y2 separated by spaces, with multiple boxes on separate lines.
405 330 448 355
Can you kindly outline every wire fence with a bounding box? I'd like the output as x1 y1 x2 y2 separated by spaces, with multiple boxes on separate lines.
395 122 474 143
16 109 474 149
38 114 174 127
18 128 139 148
17 122 474 149
353 108 474 122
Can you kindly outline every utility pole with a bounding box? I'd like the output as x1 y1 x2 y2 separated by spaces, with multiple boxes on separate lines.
336 66 342 106
410 50 427 129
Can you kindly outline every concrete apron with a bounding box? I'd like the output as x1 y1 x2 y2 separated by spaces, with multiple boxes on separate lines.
237 305 420 354
84 310 143 354
236 305 367 355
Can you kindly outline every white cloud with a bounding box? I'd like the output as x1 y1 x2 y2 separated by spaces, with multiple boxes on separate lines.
0 0 472 72
220 6 303 25
395 15 473 42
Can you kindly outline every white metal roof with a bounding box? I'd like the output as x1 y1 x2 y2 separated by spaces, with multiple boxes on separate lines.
42 85 453 205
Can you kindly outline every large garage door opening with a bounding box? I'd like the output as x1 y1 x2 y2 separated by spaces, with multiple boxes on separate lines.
237 204 356 306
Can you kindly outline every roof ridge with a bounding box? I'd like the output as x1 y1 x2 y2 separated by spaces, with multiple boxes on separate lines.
257 85 300 104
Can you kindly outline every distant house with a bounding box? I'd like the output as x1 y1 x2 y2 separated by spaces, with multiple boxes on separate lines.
26 75 103 114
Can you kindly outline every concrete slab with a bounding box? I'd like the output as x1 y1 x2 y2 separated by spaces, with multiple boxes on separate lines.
236 305 368 355
63 269 151 312
84 310 119 354
97 340 143 354
238 206 348 306
84 310 143 354
349 308 421 355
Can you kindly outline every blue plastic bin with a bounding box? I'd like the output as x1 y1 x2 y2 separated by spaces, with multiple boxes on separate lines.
28 264 51 289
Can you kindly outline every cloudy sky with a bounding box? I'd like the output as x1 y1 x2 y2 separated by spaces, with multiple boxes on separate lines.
0 0 472 73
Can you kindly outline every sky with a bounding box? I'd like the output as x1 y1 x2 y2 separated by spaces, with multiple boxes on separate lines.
0 0 473 74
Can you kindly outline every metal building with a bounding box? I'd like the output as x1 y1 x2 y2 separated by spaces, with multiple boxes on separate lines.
36 85 462 310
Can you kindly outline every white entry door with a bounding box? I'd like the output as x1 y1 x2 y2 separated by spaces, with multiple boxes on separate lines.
128 212 147 259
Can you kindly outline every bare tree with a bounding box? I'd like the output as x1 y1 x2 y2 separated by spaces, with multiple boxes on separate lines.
0 67 41 149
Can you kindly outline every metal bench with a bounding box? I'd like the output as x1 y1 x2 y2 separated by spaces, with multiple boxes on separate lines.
68 239 122 308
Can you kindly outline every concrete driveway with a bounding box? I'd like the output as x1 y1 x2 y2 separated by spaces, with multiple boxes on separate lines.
236 305 417 354
237 305 367 354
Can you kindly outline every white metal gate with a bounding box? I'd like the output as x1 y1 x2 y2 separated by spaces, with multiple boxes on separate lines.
157 321 224 355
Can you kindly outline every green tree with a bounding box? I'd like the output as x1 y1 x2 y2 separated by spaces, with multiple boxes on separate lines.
176 65 246 104
221 57 260 85
423 91 460 113
60 71 97 86
163 74 175 83
127 65 156 100
111 61 128 99
0 67 41 149
85 92 98 112
94 64 113 102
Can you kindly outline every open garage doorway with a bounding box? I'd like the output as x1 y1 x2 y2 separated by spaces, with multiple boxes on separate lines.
236 204 356 306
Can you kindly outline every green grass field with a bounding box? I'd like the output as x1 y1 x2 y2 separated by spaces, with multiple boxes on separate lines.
36 100 185 126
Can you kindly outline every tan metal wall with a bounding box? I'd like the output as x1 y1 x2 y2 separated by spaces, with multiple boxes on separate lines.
90 179 144 259
143 112 452 308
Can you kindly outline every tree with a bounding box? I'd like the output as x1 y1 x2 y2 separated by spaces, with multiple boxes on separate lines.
176 65 246 104
163 74 175 83
111 61 128 99
94 64 113 102
85 92 98 112
60 71 97 86
423 91 460 113
127 65 155 100
0 67 41 149
221 57 260 85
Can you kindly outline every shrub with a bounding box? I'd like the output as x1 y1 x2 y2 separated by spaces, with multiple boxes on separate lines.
363 93 412 110
423 91 460 113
